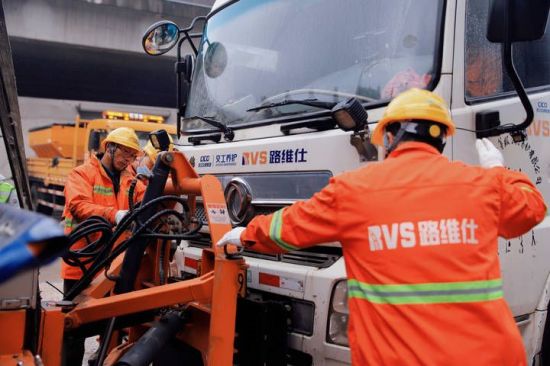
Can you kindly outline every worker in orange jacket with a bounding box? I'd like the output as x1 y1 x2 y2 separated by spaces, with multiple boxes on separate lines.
61 127 146 366
132 133 174 177
218 88 547 365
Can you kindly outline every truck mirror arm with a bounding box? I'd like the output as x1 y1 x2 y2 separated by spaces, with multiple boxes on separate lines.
175 16 206 138
477 0 537 141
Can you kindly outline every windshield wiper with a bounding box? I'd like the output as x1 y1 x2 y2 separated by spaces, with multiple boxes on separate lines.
247 98 336 113
187 116 234 141
280 117 336 135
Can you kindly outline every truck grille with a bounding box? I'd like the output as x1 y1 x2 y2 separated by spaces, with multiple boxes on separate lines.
187 171 341 268
192 203 276 225
189 232 341 268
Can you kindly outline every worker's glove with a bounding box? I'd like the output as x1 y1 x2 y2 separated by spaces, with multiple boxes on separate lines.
475 138 504 168
216 227 246 248
115 210 129 225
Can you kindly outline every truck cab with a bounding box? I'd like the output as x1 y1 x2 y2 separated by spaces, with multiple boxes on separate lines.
145 0 550 364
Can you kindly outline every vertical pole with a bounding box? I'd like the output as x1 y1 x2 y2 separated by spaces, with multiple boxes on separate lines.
73 115 79 165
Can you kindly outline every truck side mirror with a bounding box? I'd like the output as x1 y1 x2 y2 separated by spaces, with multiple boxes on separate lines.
88 130 101 151
142 20 180 56
487 0 550 42
477 0 550 140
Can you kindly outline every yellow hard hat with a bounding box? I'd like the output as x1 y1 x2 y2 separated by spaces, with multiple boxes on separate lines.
143 134 174 162
371 88 455 145
102 127 140 152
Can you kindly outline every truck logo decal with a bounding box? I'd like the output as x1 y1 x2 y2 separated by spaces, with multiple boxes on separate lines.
536 101 550 114
242 148 308 165
198 155 212 168
242 151 267 165
526 120 550 137
215 153 238 166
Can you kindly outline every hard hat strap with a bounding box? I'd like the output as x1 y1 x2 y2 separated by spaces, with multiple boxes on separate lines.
385 124 408 155
107 143 117 156
385 120 447 154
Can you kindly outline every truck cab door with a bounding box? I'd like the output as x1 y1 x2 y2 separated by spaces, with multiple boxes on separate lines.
450 0 550 360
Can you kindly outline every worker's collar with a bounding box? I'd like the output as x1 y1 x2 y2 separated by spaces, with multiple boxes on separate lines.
387 141 441 159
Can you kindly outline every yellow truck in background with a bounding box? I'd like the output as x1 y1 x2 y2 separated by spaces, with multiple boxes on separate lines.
26 111 176 217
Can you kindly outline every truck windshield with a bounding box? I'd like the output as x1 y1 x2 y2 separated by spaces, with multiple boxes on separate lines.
184 0 445 131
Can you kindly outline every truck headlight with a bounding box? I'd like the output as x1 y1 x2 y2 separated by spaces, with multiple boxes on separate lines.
327 280 349 346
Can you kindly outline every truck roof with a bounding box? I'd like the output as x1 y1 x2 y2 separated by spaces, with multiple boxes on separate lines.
28 123 77 132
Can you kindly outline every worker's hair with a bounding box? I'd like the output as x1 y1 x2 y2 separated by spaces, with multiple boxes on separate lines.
386 122 448 153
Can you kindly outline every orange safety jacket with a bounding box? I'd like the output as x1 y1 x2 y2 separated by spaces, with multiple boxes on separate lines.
242 142 547 366
61 154 146 280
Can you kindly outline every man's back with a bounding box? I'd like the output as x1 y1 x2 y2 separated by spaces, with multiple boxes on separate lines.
337 141 545 365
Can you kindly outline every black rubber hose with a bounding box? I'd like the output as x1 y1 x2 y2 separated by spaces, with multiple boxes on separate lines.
114 158 171 295
94 317 116 366
63 197 197 300
63 195 200 301
115 311 187 366
128 178 138 212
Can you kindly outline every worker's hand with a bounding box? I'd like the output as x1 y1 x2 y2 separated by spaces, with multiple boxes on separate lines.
115 210 129 225
216 227 246 248
475 138 504 168
103 342 134 366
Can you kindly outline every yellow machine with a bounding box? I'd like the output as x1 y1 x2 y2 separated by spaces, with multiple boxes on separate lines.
26 112 176 217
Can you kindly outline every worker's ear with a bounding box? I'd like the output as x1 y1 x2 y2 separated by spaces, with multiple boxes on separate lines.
107 142 117 156
384 132 394 147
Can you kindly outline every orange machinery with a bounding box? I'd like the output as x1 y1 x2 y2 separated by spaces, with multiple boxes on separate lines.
0 150 246 366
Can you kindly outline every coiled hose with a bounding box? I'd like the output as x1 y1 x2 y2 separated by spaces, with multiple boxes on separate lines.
62 195 202 301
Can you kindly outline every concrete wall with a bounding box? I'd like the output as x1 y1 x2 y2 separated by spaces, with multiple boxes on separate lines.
0 0 214 165
3 0 212 55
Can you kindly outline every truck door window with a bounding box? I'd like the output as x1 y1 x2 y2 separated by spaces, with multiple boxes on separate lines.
465 0 550 101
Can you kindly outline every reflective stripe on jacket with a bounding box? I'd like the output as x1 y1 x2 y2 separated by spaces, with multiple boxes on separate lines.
0 182 15 204
61 154 146 280
242 142 546 366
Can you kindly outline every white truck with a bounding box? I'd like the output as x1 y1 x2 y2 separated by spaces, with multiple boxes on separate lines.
143 0 550 364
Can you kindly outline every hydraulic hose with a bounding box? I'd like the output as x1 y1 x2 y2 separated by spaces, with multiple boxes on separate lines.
114 157 171 295
62 195 201 301
128 178 138 212
115 311 187 366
